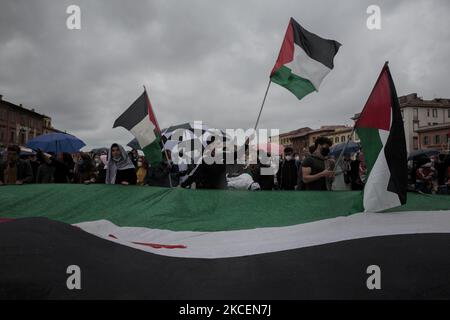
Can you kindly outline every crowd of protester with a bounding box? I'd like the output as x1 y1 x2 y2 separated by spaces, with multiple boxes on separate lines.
1 137 449 194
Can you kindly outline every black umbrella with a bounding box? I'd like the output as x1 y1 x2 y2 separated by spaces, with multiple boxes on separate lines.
408 149 439 161
126 138 141 150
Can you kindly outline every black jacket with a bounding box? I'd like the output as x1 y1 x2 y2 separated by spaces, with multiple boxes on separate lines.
181 161 227 189
277 159 298 190
0 159 33 183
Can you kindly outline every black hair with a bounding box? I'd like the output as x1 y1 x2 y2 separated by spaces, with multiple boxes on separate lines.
284 147 294 153
314 136 333 147
7 144 20 154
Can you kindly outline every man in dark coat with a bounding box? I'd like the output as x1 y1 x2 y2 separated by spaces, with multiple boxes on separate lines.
0 145 33 185
277 147 298 190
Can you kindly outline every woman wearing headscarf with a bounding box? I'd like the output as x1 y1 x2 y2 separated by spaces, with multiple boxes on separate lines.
106 143 137 185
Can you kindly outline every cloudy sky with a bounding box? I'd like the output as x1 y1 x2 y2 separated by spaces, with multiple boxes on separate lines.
1 0 449 149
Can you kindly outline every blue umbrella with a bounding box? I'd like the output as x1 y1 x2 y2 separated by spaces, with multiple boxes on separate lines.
26 133 86 154
330 141 360 157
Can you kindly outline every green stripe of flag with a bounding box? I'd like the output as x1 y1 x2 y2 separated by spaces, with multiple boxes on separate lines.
2 185 450 231
271 65 316 100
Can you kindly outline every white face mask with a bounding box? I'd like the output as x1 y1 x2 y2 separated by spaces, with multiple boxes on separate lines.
285 155 293 161
295 156 300 161
137 161 143 167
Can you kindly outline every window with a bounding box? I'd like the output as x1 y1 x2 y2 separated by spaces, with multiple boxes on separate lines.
427 109 430 117
335 137 339 143
10 130 15 143
413 108 418 121
434 135 440 145
423 136 429 145
413 137 418 150
432 109 438 118
341 136 345 143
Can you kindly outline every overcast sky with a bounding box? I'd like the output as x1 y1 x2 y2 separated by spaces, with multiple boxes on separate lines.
1 0 449 149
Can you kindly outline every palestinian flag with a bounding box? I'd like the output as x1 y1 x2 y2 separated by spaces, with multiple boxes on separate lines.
270 17 341 100
1 184 450 299
355 63 408 212
113 90 162 166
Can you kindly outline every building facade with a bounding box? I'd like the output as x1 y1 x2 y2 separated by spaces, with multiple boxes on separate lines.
0 95 61 147
399 93 450 153
326 126 359 145
276 125 350 156
415 124 450 152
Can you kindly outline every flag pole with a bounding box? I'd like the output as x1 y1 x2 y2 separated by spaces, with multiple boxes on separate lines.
143 85 173 188
254 79 272 130
332 126 356 174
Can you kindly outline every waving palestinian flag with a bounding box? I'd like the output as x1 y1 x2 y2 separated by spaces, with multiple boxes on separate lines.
355 63 408 212
113 90 162 166
270 18 341 100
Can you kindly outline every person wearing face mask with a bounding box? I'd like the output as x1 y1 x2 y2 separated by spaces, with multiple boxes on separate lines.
276 147 298 190
136 156 149 186
105 143 137 185
301 136 334 191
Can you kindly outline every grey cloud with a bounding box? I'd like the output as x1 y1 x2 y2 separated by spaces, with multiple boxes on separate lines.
0 0 449 149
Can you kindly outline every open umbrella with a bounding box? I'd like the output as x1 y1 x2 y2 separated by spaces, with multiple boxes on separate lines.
26 133 85 154
19 146 36 156
127 138 141 150
408 149 439 161
330 141 360 157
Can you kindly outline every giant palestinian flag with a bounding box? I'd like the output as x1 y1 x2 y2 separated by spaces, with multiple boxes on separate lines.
271 17 341 100
355 63 408 212
1 184 450 299
113 90 162 166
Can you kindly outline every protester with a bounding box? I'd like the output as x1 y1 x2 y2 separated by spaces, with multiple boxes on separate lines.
136 156 149 186
96 154 108 184
62 153 75 182
277 147 298 190
332 154 352 191
49 153 70 183
250 151 275 190
28 154 40 183
146 151 179 187
129 149 139 167
434 154 447 186
325 157 336 191
106 143 137 185
0 145 33 185
302 137 334 191
74 153 97 184
416 162 436 194
350 152 364 190
36 151 55 183
181 142 227 189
